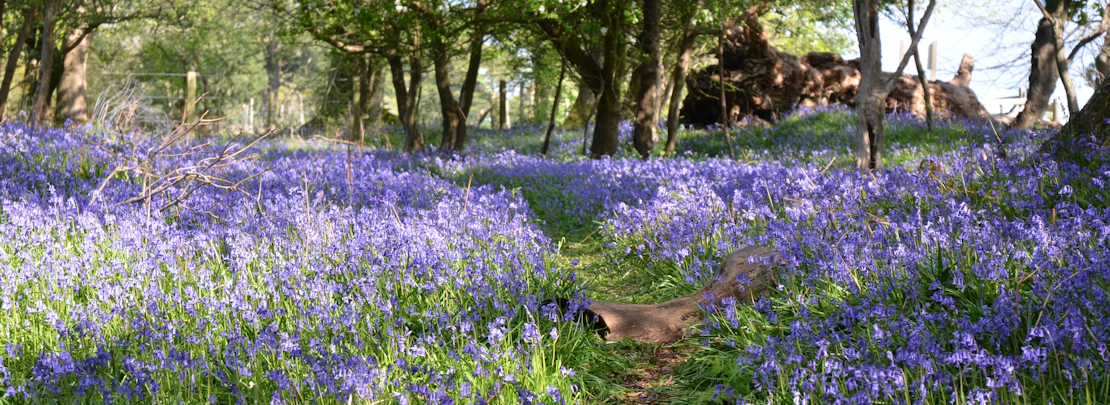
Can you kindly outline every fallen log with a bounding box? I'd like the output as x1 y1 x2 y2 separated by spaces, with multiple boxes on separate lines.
587 246 777 344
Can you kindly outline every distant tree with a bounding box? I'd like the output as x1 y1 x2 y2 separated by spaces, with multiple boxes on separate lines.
290 0 426 151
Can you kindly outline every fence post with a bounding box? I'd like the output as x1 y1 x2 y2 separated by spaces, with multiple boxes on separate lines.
298 93 305 128
185 71 197 123
928 42 937 81
499 79 509 131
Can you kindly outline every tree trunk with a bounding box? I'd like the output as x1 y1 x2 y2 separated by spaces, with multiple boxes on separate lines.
30 0 61 128
590 81 621 156
457 0 486 142
631 0 661 158
718 16 734 158
906 0 934 132
388 52 423 152
561 83 596 129
1041 64 1110 164
264 36 282 129
432 39 466 151
357 54 370 123
854 0 885 171
1013 0 1066 130
542 58 567 156
365 56 386 127
1043 1 1079 114
56 28 91 123
498 79 508 130
589 1 624 157
0 6 35 123
1096 29 1110 82
666 27 698 156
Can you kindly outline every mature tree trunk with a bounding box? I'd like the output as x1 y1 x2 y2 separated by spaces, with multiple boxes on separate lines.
1040 66 1110 164
432 39 466 151
854 0 886 171
591 79 622 156
631 0 661 158
388 52 424 152
589 1 625 157
0 6 35 123
587 246 777 343
542 57 567 156
1037 0 1079 114
1013 0 1066 130
363 56 386 127
561 83 596 129
1096 30 1110 82
30 0 61 127
56 29 91 123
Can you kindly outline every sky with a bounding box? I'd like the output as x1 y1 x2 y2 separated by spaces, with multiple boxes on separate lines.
845 0 1102 119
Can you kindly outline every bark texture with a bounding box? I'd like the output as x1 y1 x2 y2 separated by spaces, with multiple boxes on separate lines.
359 55 386 128
0 6 35 122
31 0 62 127
1040 68 1110 164
587 246 777 343
854 0 885 170
1012 1 1066 130
56 29 91 123
432 38 466 151
388 52 424 152
631 0 661 158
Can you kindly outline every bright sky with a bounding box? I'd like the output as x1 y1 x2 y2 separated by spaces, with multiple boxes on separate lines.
842 0 1101 117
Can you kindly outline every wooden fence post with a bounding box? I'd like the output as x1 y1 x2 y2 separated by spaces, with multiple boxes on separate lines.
499 79 509 130
185 71 197 123
928 42 937 81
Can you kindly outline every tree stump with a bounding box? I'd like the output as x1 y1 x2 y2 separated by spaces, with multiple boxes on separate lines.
587 246 777 344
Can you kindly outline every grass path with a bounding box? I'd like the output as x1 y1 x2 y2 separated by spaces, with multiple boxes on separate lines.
548 228 705 404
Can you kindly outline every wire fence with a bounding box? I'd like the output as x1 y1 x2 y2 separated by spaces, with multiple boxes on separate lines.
88 71 336 136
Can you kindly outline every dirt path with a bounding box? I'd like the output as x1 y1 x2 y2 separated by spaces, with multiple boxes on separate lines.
551 230 701 404
603 343 696 404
